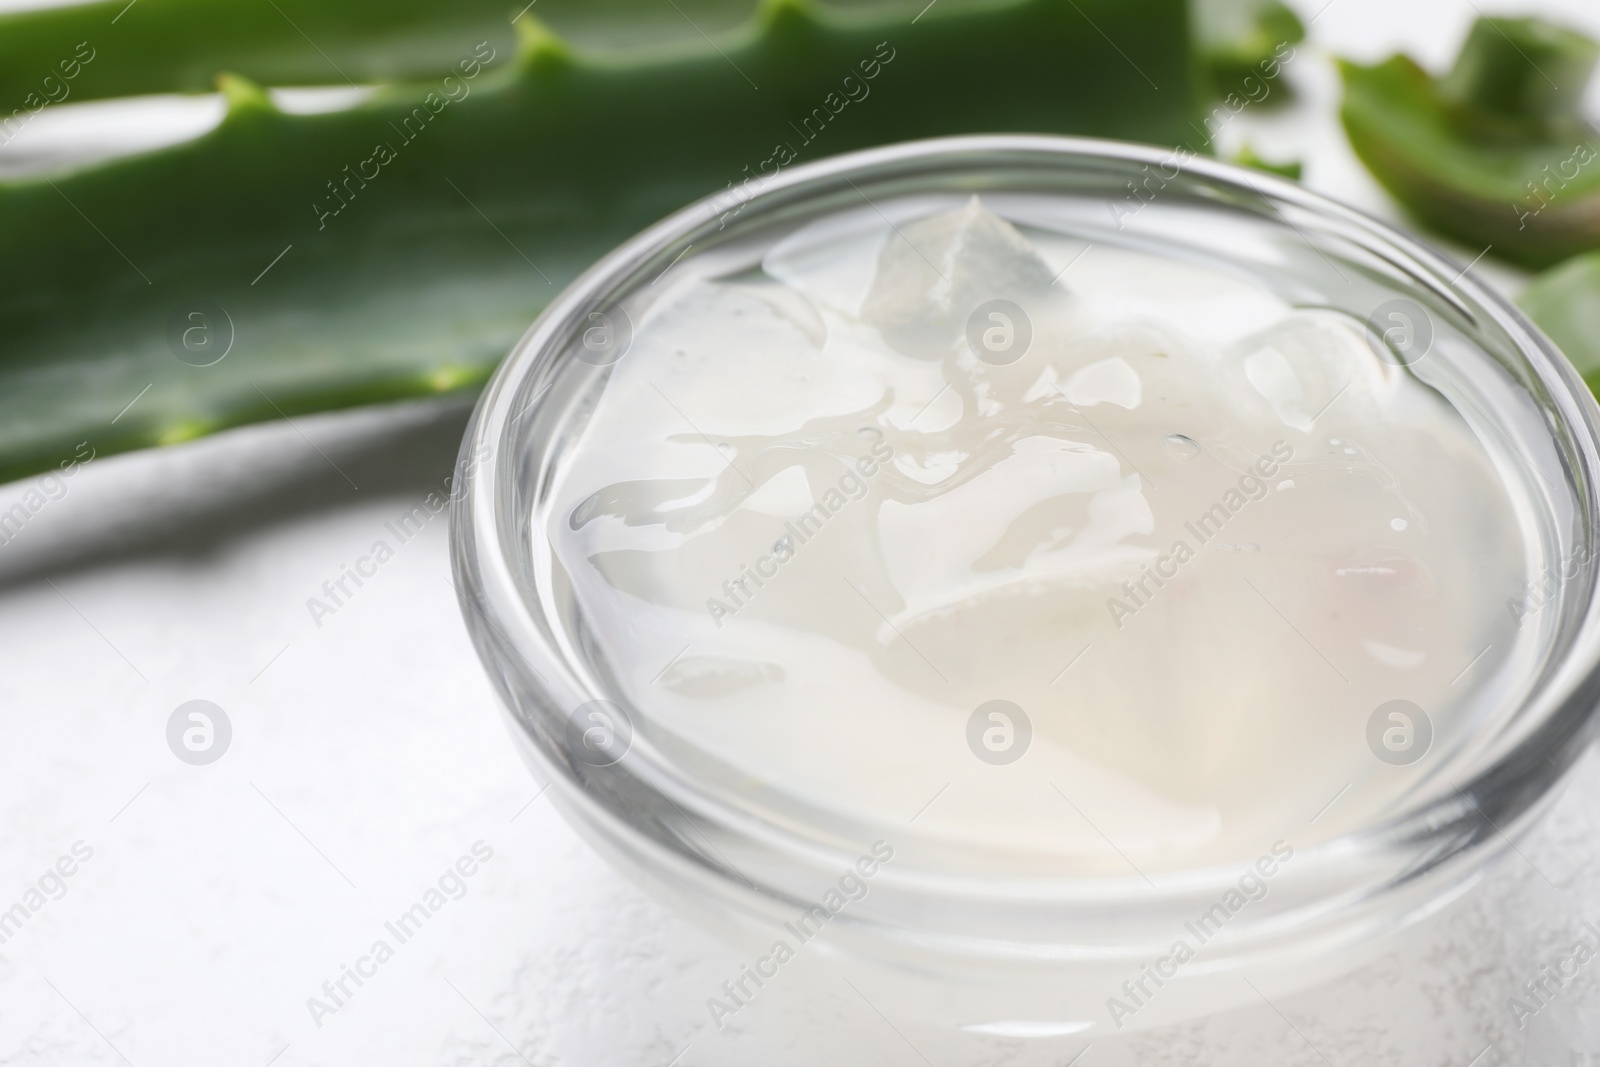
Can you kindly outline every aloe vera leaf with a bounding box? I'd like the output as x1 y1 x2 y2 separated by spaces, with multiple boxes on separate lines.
0 0 1289 117
1437 17 1600 130
1339 17 1600 271
1192 0 1302 104
0 0 765 117
1232 142 1301 180
1520 252 1600 390
0 0 1199 485
0 0 509 115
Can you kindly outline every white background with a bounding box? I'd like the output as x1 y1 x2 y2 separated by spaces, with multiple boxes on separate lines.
1 0 1599 1064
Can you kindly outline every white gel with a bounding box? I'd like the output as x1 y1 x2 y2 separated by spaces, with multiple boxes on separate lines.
548 198 1537 873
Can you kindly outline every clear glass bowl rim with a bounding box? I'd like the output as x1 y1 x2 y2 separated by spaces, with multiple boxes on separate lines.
451 134 1600 943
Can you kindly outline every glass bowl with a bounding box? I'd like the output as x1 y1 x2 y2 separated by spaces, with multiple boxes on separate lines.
450 135 1600 1035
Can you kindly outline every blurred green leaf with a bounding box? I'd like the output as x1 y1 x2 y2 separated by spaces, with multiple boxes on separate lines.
0 0 1201 483
1340 16 1600 270
1232 142 1301 179
1193 0 1302 104
1521 252 1600 388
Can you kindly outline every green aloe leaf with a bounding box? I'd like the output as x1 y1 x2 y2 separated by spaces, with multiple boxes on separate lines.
1339 16 1600 270
1521 252 1600 389
1193 0 1303 104
0 0 1199 484
1232 142 1301 179
0 0 758 116
0 0 1268 114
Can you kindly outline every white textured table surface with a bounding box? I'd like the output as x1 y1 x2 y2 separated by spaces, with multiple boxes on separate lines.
2 1 1600 1064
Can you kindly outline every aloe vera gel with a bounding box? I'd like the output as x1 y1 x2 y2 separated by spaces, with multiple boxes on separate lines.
546 195 1541 873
